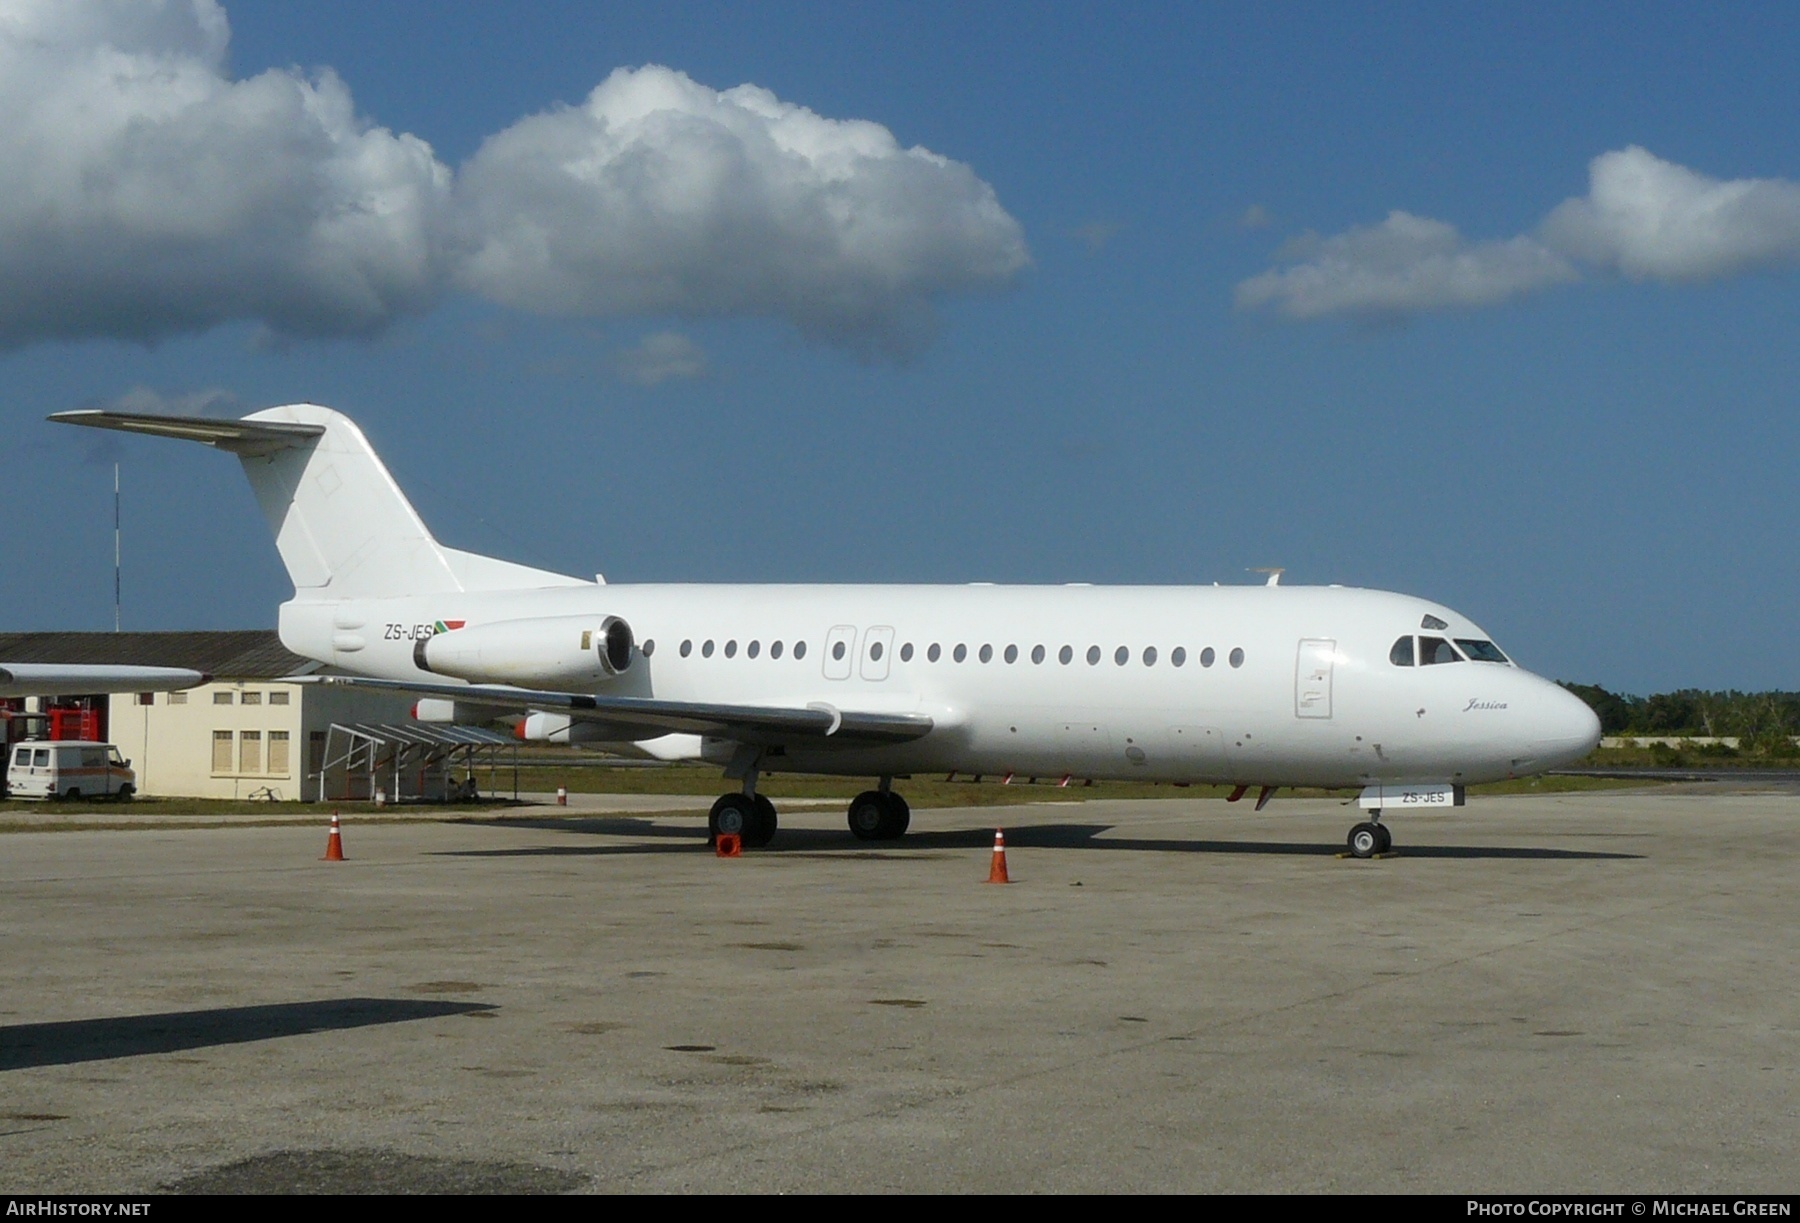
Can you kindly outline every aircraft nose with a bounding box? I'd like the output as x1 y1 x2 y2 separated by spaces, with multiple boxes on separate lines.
1527 683 1603 767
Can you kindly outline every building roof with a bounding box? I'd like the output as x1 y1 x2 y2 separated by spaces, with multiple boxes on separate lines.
0 631 312 680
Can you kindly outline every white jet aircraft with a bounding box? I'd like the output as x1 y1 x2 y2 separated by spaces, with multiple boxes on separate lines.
52 405 1600 857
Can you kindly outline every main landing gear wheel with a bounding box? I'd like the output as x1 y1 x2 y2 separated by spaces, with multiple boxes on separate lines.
1347 820 1390 859
747 794 777 849
711 793 778 848
847 790 910 841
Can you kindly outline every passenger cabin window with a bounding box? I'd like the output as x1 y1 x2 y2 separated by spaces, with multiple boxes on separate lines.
1200 648 1214 667
900 643 914 662
928 644 941 662
1418 636 1463 665
747 640 759 658
794 641 807 660
772 641 784 659
1456 638 1510 663
1390 636 1415 667
1171 647 1186 667
1229 648 1245 668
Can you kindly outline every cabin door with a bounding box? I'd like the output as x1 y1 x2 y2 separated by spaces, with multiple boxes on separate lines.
1295 638 1336 719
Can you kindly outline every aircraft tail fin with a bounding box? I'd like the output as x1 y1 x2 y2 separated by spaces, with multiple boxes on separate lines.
50 404 587 600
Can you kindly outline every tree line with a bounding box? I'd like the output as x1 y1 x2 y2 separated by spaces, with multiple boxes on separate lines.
1559 683 1800 752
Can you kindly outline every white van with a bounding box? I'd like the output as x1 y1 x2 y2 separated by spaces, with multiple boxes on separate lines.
5 741 136 801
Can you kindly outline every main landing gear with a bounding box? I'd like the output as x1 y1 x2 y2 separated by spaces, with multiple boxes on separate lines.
708 792 777 849
708 773 913 849
1346 813 1392 859
847 783 910 842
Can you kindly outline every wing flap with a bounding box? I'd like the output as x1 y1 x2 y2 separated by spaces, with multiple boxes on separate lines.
295 675 933 747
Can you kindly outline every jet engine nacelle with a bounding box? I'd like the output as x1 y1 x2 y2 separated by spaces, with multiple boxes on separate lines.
415 615 634 687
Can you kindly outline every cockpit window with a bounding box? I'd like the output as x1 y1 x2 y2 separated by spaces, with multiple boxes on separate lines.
1421 614 1448 630
1389 636 1415 667
1455 638 1509 663
1418 636 1463 665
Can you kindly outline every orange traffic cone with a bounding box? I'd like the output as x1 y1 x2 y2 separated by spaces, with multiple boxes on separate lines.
986 828 1010 884
322 814 346 861
715 832 742 858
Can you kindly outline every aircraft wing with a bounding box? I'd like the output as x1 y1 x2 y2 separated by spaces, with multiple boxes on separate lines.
0 665 209 698
295 675 934 747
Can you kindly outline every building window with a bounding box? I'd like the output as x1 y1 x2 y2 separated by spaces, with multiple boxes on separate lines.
214 692 233 705
169 691 187 704
268 731 290 776
240 731 262 774
212 731 233 774
241 691 262 706
136 692 154 706
309 731 326 773
269 691 290 706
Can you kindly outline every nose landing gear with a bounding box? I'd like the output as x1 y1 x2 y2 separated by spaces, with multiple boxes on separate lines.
1346 815 1392 859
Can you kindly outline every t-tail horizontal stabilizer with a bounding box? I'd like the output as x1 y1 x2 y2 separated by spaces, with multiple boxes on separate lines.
51 404 588 601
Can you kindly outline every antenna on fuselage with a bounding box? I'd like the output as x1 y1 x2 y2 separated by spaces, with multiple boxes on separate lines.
1252 567 1284 587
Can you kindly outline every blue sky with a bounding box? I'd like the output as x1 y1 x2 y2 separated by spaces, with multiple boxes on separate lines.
4 1 1798 695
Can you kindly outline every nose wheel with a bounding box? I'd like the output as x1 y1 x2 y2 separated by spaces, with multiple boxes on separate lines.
1346 818 1392 859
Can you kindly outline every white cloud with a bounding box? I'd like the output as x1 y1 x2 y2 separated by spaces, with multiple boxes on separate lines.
1239 204 1273 230
1233 211 1577 320
1238 146 1800 322
453 65 1029 359
0 8 1026 360
1540 146 1800 282
614 331 710 386
0 0 450 348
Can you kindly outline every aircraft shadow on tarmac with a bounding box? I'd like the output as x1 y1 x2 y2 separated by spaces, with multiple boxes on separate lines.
0 998 495 1072
442 819 1642 862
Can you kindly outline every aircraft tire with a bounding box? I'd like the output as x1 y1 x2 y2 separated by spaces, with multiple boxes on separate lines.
848 791 888 841
1347 822 1382 859
709 793 756 844
879 791 911 839
745 795 778 848
1373 823 1392 854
